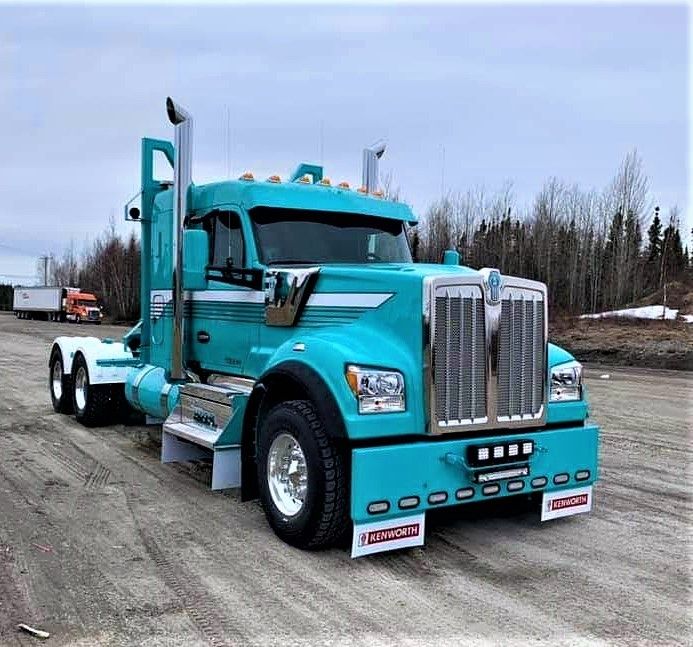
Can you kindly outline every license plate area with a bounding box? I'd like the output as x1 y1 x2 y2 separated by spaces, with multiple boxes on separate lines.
541 486 593 521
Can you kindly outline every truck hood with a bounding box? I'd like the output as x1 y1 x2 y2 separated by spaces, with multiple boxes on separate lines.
255 262 586 438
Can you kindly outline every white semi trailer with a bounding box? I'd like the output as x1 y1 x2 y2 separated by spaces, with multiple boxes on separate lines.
13 287 65 321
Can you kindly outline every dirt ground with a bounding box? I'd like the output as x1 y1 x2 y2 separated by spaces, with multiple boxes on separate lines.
551 317 692 370
0 312 690 646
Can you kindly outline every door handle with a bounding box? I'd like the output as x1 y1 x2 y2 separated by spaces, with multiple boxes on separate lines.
196 330 210 344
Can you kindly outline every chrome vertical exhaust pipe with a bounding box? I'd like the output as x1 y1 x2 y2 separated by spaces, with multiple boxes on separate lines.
362 140 386 192
166 97 192 382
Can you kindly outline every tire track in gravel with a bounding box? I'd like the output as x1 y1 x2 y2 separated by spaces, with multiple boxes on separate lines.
0 543 34 647
123 490 248 647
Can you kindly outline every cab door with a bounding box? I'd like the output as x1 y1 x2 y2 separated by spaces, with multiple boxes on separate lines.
188 210 262 376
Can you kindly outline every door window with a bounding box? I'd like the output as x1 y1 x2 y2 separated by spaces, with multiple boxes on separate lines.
204 211 245 268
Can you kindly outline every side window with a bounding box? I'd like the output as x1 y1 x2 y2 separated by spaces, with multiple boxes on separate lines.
204 211 245 268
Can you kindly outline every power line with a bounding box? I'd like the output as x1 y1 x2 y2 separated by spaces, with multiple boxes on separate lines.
0 242 37 257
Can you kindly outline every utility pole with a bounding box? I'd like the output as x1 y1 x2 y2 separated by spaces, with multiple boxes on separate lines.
39 255 51 286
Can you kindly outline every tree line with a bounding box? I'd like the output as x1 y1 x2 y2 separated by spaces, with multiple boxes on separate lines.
2 149 689 321
410 150 690 314
48 222 141 322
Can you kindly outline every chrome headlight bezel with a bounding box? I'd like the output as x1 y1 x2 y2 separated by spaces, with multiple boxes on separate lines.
550 360 583 402
345 365 406 414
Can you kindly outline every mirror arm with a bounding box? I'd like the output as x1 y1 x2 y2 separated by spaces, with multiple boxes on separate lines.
206 266 264 291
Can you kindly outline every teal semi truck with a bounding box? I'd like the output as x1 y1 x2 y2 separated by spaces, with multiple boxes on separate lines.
48 99 598 557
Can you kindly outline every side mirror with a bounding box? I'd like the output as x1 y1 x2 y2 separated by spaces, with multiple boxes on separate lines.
183 229 209 290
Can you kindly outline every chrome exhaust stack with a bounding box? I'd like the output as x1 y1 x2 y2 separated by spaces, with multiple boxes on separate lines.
362 140 386 192
166 97 192 382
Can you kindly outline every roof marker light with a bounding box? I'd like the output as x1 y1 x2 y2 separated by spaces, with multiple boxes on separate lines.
239 171 254 181
298 174 311 184
318 177 331 186
372 189 384 198
267 175 281 183
357 186 368 193
338 181 350 189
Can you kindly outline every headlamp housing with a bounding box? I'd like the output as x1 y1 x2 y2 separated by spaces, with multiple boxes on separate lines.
345 365 405 414
550 360 583 402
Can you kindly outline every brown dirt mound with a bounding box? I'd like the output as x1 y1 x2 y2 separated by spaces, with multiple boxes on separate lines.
551 316 693 370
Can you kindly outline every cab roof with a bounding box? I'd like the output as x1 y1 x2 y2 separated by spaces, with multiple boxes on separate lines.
185 178 418 224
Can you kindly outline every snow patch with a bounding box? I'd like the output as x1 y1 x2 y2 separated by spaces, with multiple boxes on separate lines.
580 305 680 321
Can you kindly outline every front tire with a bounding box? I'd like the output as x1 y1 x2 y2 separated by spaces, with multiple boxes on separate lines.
257 400 349 550
49 348 73 414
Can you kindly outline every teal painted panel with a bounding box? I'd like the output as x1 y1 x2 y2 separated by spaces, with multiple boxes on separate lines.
189 180 418 223
351 424 599 523
547 400 588 424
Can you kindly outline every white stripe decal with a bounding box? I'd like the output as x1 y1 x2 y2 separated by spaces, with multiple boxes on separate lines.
191 290 264 304
305 293 393 308
150 290 392 309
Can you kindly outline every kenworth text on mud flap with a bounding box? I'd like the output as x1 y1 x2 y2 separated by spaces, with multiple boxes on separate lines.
48 98 599 557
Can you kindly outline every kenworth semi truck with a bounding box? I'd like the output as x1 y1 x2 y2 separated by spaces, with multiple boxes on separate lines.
48 99 599 557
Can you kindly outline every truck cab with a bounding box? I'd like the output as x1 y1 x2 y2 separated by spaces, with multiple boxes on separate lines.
65 291 102 324
48 99 599 557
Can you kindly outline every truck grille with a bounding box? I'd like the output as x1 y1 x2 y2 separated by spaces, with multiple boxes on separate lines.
497 294 545 420
433 287 487 425
428 274 546 433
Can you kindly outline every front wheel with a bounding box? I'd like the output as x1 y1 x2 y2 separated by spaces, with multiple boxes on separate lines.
257 400 349 550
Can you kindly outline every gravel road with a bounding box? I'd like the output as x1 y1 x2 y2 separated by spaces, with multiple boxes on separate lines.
0 312 690 646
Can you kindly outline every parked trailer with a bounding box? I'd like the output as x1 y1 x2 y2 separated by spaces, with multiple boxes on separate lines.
48 98 599 557
14 287 65 321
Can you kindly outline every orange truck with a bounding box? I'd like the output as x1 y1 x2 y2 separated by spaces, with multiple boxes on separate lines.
13 286 103 323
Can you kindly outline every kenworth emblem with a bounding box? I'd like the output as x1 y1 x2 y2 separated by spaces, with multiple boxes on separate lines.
487 270 502 304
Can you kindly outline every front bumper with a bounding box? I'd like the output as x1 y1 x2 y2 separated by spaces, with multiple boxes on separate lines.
351 424 599 524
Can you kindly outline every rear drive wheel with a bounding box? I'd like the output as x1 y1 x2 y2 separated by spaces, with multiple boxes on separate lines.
49 348 73 414
257 400 349 550
71 353 121 427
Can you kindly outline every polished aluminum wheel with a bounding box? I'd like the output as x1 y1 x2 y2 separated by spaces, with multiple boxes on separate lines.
51 359 62 400
74 366 88 412
267 432 308 517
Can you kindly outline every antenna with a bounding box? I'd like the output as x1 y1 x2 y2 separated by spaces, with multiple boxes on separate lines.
441 145 445 197
319 120 324 165
225 106 231 179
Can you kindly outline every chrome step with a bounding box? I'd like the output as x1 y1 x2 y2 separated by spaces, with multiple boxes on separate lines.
161 382 248 490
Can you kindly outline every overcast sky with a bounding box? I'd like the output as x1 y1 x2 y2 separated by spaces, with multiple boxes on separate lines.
0 3 688 284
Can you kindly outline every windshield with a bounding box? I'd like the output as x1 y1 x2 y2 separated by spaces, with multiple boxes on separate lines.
76 300 96 307
250 207 412 265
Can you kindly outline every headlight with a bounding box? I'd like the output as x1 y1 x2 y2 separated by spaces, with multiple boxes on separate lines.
345 365 405 413
550 360 583 402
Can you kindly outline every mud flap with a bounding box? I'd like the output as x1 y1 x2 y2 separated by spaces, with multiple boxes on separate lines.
351 513 425 558
541 485 593 521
